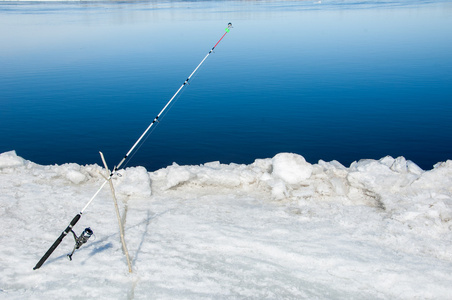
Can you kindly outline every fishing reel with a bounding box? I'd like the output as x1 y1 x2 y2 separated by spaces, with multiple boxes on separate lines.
67 227 93 261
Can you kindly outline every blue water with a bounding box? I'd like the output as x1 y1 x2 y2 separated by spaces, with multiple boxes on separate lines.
1 0 451 171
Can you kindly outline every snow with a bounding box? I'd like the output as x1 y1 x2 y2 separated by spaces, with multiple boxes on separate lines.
0 150 451 299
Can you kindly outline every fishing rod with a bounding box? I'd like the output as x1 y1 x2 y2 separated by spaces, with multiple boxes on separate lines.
33 23 233 270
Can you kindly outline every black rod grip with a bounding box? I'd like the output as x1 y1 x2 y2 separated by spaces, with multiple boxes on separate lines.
33 213 81 270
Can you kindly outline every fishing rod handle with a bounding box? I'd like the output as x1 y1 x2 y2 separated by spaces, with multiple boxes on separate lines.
33 213 81 270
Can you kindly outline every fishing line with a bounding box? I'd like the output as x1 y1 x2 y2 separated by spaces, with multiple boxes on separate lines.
120 47 217 170
121 84 187 169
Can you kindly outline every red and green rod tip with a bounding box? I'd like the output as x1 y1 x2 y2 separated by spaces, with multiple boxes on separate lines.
213 23 233 50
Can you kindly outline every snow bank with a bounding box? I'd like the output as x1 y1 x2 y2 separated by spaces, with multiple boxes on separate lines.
2 150 450 234
150 152 452 233
1 150 451 299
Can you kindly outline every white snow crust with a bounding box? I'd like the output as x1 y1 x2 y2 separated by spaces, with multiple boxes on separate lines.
0 150 451 299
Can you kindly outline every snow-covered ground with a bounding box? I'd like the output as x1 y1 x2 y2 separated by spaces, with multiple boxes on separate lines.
0 150 451 299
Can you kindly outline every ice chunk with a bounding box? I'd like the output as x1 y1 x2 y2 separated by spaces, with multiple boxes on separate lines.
66 169 87 184
165 163 194 189
271 153 312 184
114 166 152 197
269 179 288 200
0 151 25 169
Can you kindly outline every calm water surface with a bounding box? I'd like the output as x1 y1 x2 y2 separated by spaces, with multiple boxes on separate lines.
1 0 451 170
